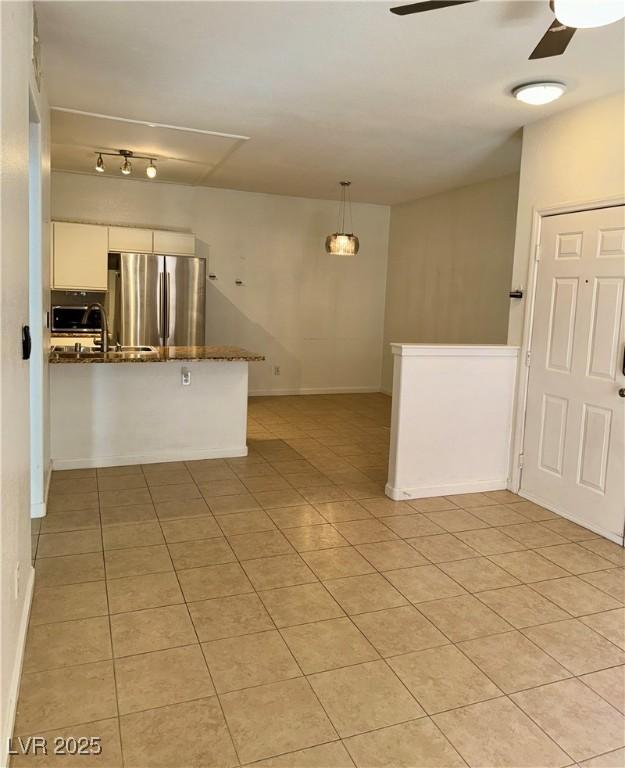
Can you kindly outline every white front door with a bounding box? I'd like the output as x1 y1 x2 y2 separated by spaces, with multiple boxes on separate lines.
522 205 625 543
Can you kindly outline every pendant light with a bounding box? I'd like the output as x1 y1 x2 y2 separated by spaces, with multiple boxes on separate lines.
326 181 359 256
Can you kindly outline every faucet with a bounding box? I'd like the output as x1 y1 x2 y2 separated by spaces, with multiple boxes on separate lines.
81 302 109 353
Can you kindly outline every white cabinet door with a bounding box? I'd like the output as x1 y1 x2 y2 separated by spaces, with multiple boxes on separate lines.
521 205 625 542
108 226 153 253
153 230 195 256
53 222 109 291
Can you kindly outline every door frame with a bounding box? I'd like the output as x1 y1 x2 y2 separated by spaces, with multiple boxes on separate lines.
509 195 625 537
28 83 46 518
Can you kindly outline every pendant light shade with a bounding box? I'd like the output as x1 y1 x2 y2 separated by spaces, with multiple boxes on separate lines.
325 232 360 256
326 181 359 256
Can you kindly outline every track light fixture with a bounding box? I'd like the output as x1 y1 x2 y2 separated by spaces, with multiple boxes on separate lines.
93 149 158 179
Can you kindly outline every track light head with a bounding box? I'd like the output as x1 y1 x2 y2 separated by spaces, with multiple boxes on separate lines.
95 153 105 173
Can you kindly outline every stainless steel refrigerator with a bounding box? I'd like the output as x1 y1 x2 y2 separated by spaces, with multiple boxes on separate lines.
111 252 206 347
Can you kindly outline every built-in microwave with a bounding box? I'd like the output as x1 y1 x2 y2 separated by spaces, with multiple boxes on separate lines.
51 305 101 334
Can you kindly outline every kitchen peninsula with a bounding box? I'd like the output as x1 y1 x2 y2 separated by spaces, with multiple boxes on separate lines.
50 345 264 469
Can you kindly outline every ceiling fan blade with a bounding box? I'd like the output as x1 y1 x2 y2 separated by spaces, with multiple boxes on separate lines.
529 18 576 59
390 0 478 16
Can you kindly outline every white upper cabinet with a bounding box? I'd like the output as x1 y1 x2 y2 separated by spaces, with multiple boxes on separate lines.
52 223 197 291
52 222 108 291
108 226 153 253
153 231 196 256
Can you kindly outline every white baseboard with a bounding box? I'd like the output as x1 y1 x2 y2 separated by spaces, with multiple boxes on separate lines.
249 386 382 396
518 489 624 546
385 478 508 501
31 461 52 519
52 445 248 470
30 501 46 519
1 565 35 768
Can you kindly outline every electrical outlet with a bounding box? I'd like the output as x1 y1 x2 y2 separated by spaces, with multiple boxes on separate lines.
273 366 281 376
181 367 191 386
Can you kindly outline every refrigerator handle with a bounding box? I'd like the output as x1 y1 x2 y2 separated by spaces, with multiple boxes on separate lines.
165 271 171 342
158 272 164 342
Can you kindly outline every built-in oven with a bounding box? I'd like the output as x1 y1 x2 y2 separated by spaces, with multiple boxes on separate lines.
51 305 102 334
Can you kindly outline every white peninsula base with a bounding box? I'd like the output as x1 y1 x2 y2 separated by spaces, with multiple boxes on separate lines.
51 360 250 469
386 344 519 500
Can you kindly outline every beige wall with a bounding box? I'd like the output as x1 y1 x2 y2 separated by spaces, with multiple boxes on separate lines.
0 1 50 759
508 91 625 345
51 173 391 394
381 173 519 391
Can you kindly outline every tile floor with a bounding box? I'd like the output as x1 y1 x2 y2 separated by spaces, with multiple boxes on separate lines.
16 393 625 767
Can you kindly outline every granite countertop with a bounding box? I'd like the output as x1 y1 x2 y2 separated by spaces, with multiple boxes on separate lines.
49 345 265 364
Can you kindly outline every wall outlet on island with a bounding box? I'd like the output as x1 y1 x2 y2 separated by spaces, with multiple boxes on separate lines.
273 366 280 376
181 367 191 386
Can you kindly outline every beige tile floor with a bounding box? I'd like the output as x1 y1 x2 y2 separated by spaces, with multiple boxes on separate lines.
16 393 625 767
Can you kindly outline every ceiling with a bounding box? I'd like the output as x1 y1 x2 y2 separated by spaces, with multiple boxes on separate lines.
51 109 249 185
37 1 625 205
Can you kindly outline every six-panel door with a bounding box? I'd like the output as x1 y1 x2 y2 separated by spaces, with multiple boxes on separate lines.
522 205 625 541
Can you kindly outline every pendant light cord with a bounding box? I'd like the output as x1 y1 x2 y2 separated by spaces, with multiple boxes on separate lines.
347 183 353 234
338 181 351 234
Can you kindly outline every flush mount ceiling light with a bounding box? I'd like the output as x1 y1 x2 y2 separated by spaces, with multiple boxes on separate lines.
93 149 158 178
326 181 360 256
512 81 567 105
553 0 625 28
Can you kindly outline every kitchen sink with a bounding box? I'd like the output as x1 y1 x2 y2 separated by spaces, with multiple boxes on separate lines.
51 344 159 359
51 348 103 357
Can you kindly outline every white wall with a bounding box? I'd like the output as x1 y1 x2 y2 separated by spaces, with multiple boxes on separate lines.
51 360 249 468
508 92 625 345
0 2 49 762
381 174 519 391
51 173 391 394
387 345 519 500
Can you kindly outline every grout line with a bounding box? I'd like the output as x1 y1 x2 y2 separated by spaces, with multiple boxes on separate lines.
97 469 126 768
147 472 244 767
33 400 625 766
